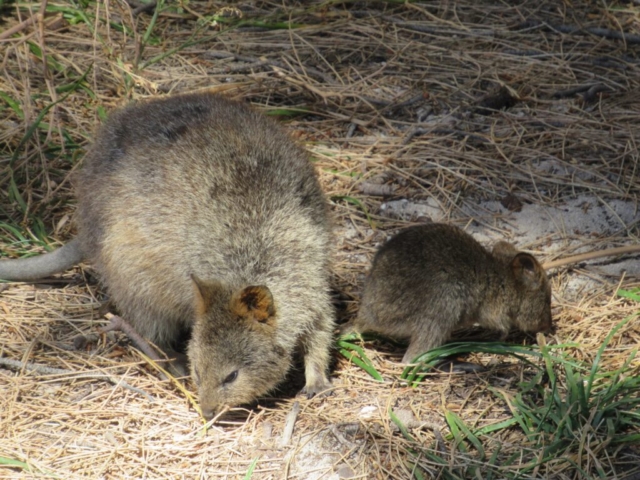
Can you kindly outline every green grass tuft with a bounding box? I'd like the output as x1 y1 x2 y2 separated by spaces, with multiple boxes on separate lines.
401 341 571 387
488 315 640 474
337 333 384 382
357 308 640 477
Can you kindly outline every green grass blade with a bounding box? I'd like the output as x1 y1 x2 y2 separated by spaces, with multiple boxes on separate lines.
472 416 520 436
510 394 536 437
264 107 310 118
0 222 29 244
564 362 588 416
203 14 305 30
338 348 383 381
407 463 427 480
337 336 384 381
445 411 485 459
139 24 225 70
389 408 415 442
400 342 573 387
0 456 61 478
243 457 259 479
0 456 31 470
617 288 640 302
0 91 24 118
55 65 93 94
27 40 64 72
585 315 636 399
444 410 468 454
7 88 76 214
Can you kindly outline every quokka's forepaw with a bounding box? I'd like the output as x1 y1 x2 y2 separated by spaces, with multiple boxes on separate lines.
301 377 333 399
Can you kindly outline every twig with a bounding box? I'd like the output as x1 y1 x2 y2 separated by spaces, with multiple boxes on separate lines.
582 84 614 104
329 424 356 447
552 83 614 100
503 50 639 69
386 18 495 38
0 356 155 401
358 182 397 197
390 94 426 110
0 13 40 41
210 60 270 75
513 20 640 45
279 401 301 447
401 23 495 38
362 93 425 114
203 51 335 84
543 245 640 270
405 127 489 145
553 84 597 99
126 0 157 16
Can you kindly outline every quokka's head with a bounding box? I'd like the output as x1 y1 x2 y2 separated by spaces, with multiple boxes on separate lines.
187 276 290 420
493 242 553 334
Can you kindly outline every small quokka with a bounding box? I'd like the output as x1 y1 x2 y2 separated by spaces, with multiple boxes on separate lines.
342 223 552 363
0 92 335 419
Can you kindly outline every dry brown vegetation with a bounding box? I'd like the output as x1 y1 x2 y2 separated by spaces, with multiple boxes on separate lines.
1 1 640 478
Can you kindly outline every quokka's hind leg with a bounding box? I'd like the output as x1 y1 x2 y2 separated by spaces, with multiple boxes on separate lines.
337 318 360 336
338 305 375 336
402 328 450 364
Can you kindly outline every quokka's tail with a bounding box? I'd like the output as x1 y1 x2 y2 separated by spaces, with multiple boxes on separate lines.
0 238 84 281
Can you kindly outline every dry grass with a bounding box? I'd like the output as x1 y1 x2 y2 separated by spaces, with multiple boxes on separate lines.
1 0 640 478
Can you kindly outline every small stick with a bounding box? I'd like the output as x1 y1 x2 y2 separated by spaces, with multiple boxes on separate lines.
279 401 301 447
204 51 335 85
543 245 640 270
553 84 595 99
125 0 157 15
406 128 490 145
0 356 155 401
358 182 397 197
0 13 40 41
133 1 157 16
552 83 614 101
582 84 614 104
513 20 640 45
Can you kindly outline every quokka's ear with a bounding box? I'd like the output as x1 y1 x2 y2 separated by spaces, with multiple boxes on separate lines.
511 253 546 289
191 274 223 316
492 241 519 259
230 285 276 325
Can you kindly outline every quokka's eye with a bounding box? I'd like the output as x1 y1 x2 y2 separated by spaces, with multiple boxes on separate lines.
223 370 238 385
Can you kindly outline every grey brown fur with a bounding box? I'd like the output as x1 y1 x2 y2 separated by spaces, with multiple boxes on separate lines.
1 92 334 418
344 223 552 363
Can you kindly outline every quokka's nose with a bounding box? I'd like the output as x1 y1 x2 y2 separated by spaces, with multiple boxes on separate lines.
201 405 216 421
